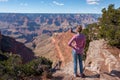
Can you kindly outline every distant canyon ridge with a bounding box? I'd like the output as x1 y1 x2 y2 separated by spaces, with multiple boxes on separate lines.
0 13 100 44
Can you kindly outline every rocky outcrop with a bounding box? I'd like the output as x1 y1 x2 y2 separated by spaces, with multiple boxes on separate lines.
84 39 120 79
34 31 74 67
52 30 74 66
52 39 120 80
28 29 120 80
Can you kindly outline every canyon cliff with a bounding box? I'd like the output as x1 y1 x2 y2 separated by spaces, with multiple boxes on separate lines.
34 30 74 66
33 30 120 79
51 34 120 80
0 35 35 63
84 39 120 80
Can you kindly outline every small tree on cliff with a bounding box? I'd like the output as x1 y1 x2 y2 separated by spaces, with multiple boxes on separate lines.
83 4 120 48
98 4 120 48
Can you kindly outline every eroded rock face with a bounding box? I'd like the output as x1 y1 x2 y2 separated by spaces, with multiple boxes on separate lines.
0 35 35 63
34 31 73 67
85 39 120 79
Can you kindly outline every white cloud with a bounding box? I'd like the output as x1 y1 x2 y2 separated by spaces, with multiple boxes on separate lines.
53 1 64 6
0 0 8 2
20 3 28 6
86 0 100 5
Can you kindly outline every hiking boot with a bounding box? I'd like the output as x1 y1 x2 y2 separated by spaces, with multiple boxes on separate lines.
74 74 80 77
81 73 85 78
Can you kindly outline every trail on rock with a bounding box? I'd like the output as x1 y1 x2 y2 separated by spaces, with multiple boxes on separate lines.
52 37 65 66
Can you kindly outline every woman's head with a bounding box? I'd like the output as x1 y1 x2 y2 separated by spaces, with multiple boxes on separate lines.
76 25 82 33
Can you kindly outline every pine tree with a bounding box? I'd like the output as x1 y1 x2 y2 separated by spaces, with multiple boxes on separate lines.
99 4 120 48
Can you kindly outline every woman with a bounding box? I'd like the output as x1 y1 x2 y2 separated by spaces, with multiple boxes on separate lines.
68 25 86 78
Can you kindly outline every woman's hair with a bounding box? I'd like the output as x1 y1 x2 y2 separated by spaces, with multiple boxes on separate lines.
76 25 82 33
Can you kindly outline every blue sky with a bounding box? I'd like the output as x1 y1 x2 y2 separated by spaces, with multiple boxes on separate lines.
0 0 120 13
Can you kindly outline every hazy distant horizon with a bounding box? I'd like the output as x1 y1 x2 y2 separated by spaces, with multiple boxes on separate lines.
0 12 101 14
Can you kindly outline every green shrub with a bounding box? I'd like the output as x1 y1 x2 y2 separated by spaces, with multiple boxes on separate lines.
0 51 52 80
83 4 120 49
19 57 52 76
99 4 120 48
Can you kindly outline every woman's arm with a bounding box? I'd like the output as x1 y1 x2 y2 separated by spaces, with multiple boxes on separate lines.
68 36 76 50
70 28 77 34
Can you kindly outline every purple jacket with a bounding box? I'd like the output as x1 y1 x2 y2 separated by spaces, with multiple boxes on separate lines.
68 33 86 54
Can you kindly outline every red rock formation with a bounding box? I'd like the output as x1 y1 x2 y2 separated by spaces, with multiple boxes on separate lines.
33 34 120 80
84 39 120 79
34 30 74 67
52 39 120 80
53 30 74 66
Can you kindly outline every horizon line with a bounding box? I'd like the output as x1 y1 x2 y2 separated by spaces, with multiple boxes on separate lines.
0 12 101 14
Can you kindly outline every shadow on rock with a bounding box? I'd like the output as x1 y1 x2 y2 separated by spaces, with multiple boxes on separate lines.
85 74 100 78
104 70 120 78
0 35 36 63
51 76 64 80
51 60 62 73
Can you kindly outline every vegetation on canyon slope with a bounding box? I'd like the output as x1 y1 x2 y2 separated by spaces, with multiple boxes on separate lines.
83 4 120 49
0 51 52 80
